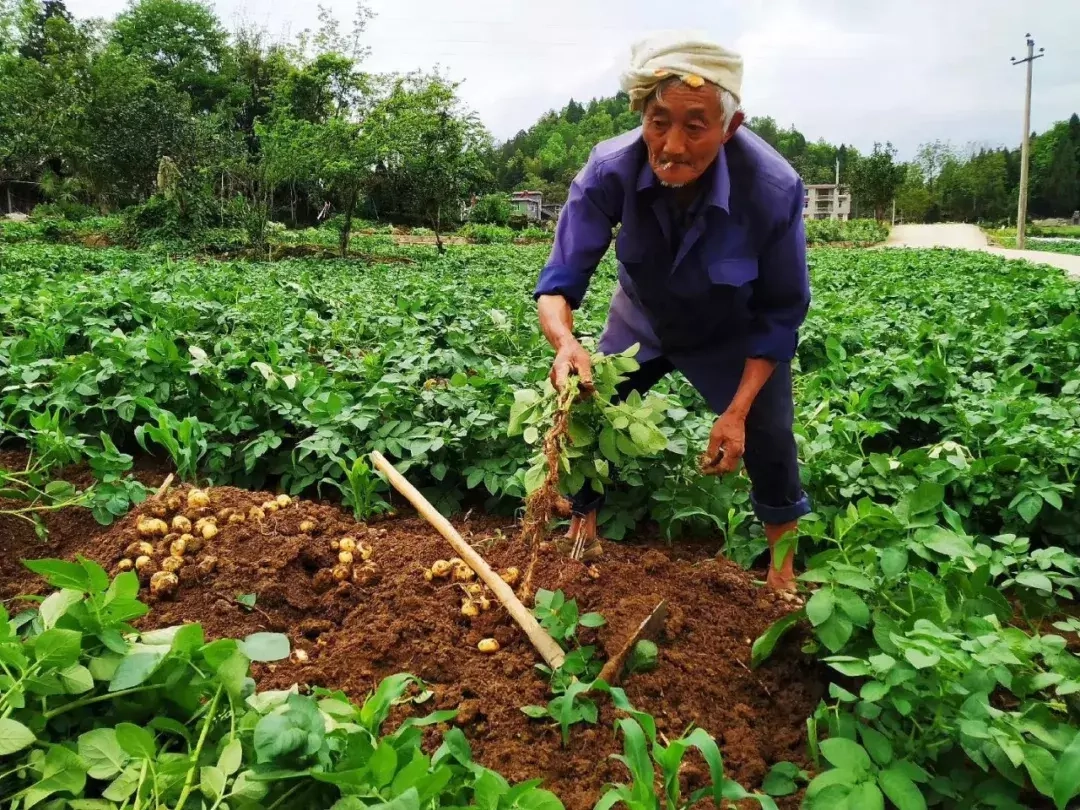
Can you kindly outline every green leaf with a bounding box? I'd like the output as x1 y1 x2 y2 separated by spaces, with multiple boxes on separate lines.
903 648 940 669
521 705 549 718
1016 493 1043 523
859 725 894 765
39 589 83 629
849 781 885 810
370 739 399 787
102 765 140 802
218 737 243 776
579 612 606 628
820 737 872 772
834 590 870 627
34 628 82 667
860 681 889 702
109 642 169 691
806 589 835 627
59 664 95 694
908 482 944 515
878 766 927 810
217 650 252 700
1015 570 1053 592
880 548 908 577
751 609 804 668
817 613 854 653
523 426 539 444
115 722 156 760
1022 744 1056 798
915 526 974 559
238 632 290 662
1054 730 1080 809
762 762 800 796
201 765 226 800
78 728 128 780
24 558 91 591
0 718 35 755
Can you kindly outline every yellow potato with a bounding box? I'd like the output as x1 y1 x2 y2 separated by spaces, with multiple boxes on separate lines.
300 519 317 533
228 512 246 524
500 567 520 586
201 523 218 541
430 560 453 578
263 500 280 513
338 551 354 565
461 600 479 618
452 563 475 582
276 494 292 508
187 489 210 509
172 515 192 533
117 558 134 572
248 506 265 521
170 537 187 557
358 542 373 561
332 564 351 582
162 556 184 573
137 516 169 537
150 571 179 599
477 638 500 653
339 537 357 553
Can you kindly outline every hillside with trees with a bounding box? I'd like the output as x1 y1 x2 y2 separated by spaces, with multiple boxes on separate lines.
489 94 1080 224
1 0 1077 229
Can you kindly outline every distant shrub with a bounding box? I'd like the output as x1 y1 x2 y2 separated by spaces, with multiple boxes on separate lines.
32 201 97 221
518 225 553 241
805 218 888 246
470 193 513 225
459 223 515 243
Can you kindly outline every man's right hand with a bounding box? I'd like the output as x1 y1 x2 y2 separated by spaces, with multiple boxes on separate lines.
549 340 594 392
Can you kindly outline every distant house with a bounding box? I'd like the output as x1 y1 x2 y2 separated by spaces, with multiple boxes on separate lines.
803 184 851 221
511 191 544 222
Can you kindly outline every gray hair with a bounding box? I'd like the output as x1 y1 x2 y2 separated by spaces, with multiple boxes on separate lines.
644 75 740 131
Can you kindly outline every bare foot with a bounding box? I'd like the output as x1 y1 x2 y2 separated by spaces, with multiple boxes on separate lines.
555 512 603 561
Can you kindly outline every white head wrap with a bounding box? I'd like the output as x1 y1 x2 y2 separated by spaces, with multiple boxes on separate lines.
619 31 744 112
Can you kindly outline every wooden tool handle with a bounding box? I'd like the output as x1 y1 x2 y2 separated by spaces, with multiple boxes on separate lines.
370 451 566 669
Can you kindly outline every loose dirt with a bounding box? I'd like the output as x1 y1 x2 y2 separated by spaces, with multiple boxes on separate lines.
0 477 824 810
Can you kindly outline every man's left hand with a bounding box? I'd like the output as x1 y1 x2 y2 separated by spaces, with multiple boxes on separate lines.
702 411 746 475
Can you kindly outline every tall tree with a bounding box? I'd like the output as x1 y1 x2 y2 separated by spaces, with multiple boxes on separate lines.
849 142 904 221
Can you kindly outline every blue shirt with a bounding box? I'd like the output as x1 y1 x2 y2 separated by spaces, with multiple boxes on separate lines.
534 127 810 372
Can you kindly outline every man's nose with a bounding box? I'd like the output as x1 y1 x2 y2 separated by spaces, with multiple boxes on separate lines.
664 127 687 156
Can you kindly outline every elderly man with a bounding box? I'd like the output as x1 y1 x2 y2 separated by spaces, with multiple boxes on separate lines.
534 33 811 591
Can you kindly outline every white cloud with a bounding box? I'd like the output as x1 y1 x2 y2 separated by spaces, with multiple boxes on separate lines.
64 0 1080 156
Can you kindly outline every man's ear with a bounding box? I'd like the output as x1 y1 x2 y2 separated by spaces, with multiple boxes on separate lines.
725 110 745 141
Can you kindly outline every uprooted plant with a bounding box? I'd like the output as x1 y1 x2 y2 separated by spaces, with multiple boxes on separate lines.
509 345 674 582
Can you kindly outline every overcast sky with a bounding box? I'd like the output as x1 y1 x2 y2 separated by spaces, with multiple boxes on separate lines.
66 0 1080 158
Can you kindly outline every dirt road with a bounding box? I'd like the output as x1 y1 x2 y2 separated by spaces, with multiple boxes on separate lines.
886 223 1080 278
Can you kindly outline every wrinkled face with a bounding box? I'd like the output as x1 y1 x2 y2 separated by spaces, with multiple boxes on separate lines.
642 81 741 188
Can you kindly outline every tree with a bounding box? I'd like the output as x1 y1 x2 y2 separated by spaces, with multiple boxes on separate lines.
111 0 228 112
470 193 512 225
1030 124 1078 217
895 164 931 223
915 140 953 190
849 142 904 221
366 73 491 252
261 115 372 256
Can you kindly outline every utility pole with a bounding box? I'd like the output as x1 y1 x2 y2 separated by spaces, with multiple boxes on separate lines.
1011 35 1045 250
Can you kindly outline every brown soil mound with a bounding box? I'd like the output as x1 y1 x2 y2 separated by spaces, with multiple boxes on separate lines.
0 482 823 810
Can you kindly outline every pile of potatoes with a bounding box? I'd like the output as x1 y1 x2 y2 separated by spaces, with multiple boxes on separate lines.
117 487 295 600
422 558 520 626
316 535 379 589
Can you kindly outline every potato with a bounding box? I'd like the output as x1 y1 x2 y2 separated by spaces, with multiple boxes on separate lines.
134 555 155 575
339 537 357 553
137 516 169 537
423 569 434 582
127 540 156 558
201 523 219 541
300 519 317 533
461 600 479 618
161 556 184 574
449 557 463 566
357 542 373 562
463 583 483 598
166 492 184 512
262 500 280 513
586 565 600 580
179 532 201 553
248 506 265 521
330 539 340 551
478 596 491 612
477 638 500 654
276 493 292 508
353 563 380 586
332 564 351 582
452 563 475 582
117 558 134 572
194 517 215 533
170 536 187 557
146 500 168 518
338 551 354 565
187 489 210 510
196 555 218 576
430 560 453 579
228 512 246 524
500 567 520 586
150 571 179 600
216 507 235 522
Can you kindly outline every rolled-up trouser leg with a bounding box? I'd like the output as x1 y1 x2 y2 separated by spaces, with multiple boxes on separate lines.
570 356 675 515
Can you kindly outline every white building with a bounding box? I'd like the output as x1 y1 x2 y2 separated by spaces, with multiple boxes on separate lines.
804 184 851 221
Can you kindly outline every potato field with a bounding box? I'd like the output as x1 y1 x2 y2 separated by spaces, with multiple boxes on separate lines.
2 235 1080 810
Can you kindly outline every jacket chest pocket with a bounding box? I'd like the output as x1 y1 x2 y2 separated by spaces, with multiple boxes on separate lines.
706 257 759 288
